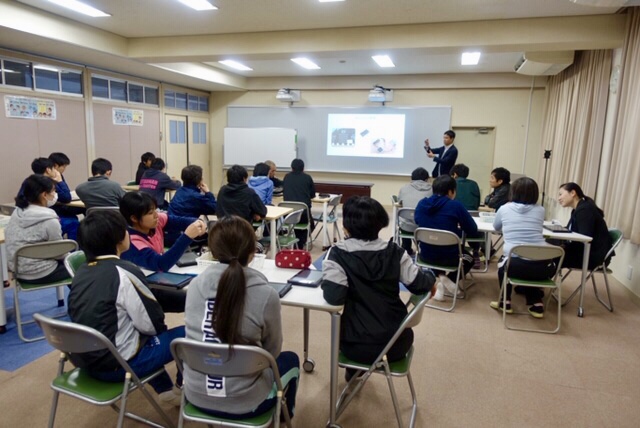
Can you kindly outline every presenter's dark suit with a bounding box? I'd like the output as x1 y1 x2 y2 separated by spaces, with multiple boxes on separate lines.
430 144 458 177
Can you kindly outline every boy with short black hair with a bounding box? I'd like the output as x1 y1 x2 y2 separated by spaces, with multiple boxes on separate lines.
484 167 511 211
216 165 267 223
168 164 217 218
283 159 316 249
135 152 156 185
76 158 126 209
139 158 182 210
450 163 481 211
68 210 184 406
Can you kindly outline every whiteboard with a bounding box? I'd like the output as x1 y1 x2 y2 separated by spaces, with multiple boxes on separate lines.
223 127 297 168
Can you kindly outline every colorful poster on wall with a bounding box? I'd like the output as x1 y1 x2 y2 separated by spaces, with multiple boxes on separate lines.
4 95 56 120
113 108 144 126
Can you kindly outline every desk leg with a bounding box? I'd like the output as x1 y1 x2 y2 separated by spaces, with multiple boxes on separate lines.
268 218 278 259
302 308 315 372
391 204 398 244
322 201 330 250
327 312 342 428
0 242 8 333
577 242 591 318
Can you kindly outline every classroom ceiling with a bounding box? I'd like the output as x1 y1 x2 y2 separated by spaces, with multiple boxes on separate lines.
0 0 630 90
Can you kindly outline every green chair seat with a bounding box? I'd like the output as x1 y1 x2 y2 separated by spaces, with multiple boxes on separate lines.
509 277 557 288
184 402 275 426
18 278 72 291
338 352 411 375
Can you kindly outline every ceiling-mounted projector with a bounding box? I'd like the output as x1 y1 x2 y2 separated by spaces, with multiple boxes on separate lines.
368 85 393 104
276 88 301 103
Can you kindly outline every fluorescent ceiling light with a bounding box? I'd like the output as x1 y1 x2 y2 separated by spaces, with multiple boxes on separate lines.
461 52 481 65
372 55 395 68
46 0 110 17
291 58 321 70
177 0 218 11
219 60 252 71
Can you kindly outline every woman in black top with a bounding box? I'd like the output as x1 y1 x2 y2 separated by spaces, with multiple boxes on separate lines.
557 182 612 270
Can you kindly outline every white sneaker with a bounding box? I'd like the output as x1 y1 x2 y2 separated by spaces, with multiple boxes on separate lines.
440 275 462 298
158 389 182 407
432 281 445 301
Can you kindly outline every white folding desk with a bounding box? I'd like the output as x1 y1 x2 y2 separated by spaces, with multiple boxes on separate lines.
311 193 339 250
167 260 344 426
264 205 293 259
473 217 593 317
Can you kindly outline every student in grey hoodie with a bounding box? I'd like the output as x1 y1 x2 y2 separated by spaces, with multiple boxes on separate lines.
397 167 432 255
6 175 71 284
184 216 299 420
248 162 274 205
490 177 556 319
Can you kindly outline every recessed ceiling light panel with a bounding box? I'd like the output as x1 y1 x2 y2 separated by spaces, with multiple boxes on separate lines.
461 52 481 65
372 55 395 68
291 58 321 70
219 60 252 71
46 0 110 17
177 0 218 11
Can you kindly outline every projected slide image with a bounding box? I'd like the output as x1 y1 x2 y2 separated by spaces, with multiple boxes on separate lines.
327 114 405 158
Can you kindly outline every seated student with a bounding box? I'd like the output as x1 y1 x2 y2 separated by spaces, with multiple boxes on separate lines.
68 210 184 406
283 159 316 249
184 216 299 420
484 167 511 211
6 175 71 284
557 182 613 270
248 162 274 205
217 165 267 223
489 177 556 318
414 175 478 301
139 158 182 210
119 192 205 274
76 158 127 209
265 160 284 190
397 167 432 255
322 196 436 380
135 152 155 185
168 165 217 218
31 155 80 240
450 163 481 211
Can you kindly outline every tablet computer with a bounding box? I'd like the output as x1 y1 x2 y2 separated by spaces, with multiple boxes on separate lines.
544 224 570 233
287 269 323 288
176 251 198 267
146 272 194 289
269 282 292 298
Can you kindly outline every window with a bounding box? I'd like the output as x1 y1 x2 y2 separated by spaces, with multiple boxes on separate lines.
92 76 109 98
188 94 199 111
199 96 209 112
34 67 60 91
3 60 32 88
145 87 158 105
175 92 187 110
61 71 82 94
110 80 127 101
164 90 176 108
193 122 207 144
128 83 144 103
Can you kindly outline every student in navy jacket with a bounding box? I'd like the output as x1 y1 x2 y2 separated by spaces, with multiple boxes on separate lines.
139 158 181 210
424 130 458 177
168 165 217 217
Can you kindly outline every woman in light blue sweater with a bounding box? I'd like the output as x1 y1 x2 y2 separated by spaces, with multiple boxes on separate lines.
489 177 557 318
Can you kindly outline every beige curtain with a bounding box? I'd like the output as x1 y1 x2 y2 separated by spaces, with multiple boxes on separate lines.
538 50 612 209
604 8 640 244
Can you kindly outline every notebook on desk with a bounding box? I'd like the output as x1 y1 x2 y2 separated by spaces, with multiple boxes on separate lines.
544 224 570 233
287 269 323 287
269 282 292 298
146 272 194 289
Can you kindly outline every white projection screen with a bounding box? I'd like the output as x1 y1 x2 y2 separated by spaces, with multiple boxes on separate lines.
227 106 451 176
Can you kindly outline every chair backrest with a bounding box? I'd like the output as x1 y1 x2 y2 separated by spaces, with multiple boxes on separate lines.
278 201 309 221
506 244 565 280
282 209 304 228
397 208 416 224
606 228 623 260
391 195 399 205
0 203 16 216
64 251 87 277
414 228 461 248
86 206 119 216
328 194 342 208
171 339 282 387
14 240 78 276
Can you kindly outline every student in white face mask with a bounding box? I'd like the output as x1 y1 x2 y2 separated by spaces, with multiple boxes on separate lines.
5 174 72 284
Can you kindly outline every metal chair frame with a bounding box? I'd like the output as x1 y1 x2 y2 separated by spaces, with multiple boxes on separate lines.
499 244 565 334
260 209 304 252
34 313 175 428
278 201 312 250
170 338 292 428
12 239 77 342
85 206 120 216
64 250 86 278
396 208 417 252
312 194 343 245
335 293 431 428
414 228 467 312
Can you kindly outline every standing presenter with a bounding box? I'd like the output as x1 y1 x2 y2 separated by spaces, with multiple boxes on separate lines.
424 130 458 177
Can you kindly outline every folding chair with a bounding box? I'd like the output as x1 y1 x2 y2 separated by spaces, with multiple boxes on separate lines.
86 206 120 216
12 239 77 342
260 209 304 252
558 228 622 312
395 208 417 250
170 338 292 428
414 228 466 312
312 194 343 245
335 293 431 428
278 201 312 250
64 250 86 277
34 313 175 428
499 244 565 334
465 211 489 273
